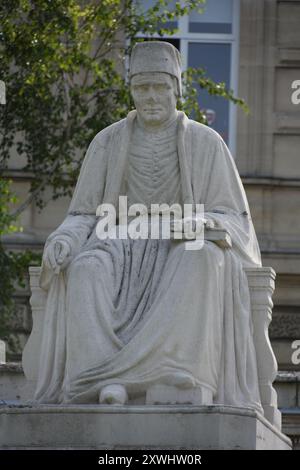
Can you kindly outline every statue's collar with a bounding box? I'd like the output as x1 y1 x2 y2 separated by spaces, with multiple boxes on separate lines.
123 109 192 206
103 109 192 207
135 111 178 134
126 109 188 132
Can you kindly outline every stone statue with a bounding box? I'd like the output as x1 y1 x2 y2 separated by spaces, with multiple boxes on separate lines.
35 41 263 412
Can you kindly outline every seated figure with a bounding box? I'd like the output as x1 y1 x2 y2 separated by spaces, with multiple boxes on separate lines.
35 41 263 412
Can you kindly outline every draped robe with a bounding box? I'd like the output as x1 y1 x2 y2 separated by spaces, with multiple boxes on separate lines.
35 110 263 413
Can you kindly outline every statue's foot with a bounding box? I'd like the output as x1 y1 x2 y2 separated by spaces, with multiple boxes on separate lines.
146 384 213 405
99 384 128 405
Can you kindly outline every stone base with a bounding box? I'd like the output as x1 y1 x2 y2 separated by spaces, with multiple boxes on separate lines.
0 404 292 450
145 384 213 405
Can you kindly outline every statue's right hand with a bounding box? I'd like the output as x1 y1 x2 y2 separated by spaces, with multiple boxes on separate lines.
43 239 71 272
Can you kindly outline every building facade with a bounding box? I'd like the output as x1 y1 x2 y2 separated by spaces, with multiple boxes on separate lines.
2 0 300 448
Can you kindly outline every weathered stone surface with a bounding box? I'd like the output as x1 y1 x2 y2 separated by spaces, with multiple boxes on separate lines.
0 404 292 450
270 311 300 339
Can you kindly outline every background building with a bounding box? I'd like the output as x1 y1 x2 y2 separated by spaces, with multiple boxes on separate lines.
2 0 300 448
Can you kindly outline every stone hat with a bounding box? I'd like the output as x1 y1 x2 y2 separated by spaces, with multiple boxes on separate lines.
129 41 182 97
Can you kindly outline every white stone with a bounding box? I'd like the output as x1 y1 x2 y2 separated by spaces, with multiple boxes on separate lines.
99 384 128 405
0 405 291 450
0 341 5 364
23 265 282 428
20 42 283 445
0 364 34 401
146 384 213 405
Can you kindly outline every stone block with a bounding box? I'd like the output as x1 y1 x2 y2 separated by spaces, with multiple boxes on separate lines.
0 404 292 450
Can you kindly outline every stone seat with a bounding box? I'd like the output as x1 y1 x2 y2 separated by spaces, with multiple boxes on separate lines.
22 263 282 430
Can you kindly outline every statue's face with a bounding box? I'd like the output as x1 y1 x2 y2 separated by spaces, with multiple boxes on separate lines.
130 72 177 127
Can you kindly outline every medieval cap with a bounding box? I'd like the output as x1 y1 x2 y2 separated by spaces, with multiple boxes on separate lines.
129 41 182 97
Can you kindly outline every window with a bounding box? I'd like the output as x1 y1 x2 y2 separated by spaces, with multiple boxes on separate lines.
189 0 233 33
136 0 240 155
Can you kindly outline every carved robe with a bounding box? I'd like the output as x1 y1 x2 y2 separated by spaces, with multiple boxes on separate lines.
35 111 262 413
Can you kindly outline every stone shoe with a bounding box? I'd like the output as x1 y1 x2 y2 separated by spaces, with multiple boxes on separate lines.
99 384 128 405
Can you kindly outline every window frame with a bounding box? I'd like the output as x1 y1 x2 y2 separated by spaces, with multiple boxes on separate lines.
135 0 240 156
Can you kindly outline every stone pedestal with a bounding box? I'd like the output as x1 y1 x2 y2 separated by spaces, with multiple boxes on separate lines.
15 266 288 449
23 266 282 427
0 404 292 450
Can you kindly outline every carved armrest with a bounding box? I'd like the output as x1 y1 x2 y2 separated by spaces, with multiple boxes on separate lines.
22 267 47 382
245 267 281 429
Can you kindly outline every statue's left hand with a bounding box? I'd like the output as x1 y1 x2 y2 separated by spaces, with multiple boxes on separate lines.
43 239 71 273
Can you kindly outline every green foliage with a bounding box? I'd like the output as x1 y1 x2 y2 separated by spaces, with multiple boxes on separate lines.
0 179 41 344
0 179 19 235
180 67 249 124
0 246 41 345
0 0 207 207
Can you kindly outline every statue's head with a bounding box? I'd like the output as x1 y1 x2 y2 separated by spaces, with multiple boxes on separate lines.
129 41 182 127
